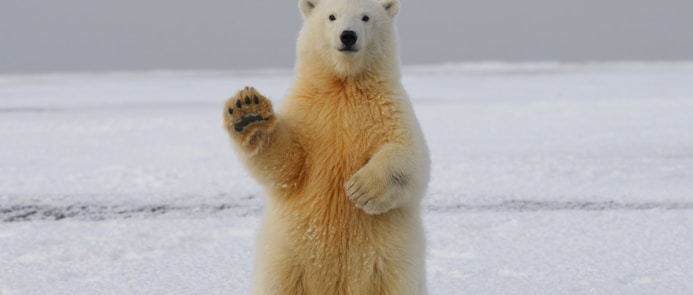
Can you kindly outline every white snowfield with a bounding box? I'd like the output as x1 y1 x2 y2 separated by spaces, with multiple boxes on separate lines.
1 62 692 294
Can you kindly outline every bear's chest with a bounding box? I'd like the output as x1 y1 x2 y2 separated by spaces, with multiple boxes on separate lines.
301 96 394 162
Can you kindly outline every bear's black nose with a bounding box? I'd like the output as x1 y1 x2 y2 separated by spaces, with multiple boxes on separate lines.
340 30 357 47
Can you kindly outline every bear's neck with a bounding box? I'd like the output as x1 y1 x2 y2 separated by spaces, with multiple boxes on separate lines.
294 57 401 95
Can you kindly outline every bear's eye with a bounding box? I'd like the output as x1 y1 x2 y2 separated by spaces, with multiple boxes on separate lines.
329 14 336 21
362 15 369 22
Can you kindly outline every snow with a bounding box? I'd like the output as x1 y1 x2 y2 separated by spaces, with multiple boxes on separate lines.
1 62 693 294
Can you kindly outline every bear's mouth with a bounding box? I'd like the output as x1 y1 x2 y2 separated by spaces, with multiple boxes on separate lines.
338 45 359 53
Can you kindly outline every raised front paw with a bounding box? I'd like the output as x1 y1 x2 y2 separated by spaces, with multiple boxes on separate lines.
223 87 275 135
345 167 402 215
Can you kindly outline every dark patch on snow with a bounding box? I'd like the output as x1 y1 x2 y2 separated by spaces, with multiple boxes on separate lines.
2 198 692 222
1 202 262 222
425 200 693 213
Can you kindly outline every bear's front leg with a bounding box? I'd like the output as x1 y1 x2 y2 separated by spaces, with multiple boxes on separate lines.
345 144 415 215
223 87 277 153
223 87 307 193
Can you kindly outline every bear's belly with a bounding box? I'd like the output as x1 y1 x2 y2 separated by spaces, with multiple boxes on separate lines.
267 182 420 294
259 94 420 293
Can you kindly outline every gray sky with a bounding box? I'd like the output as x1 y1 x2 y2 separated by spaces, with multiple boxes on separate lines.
1 0 692 74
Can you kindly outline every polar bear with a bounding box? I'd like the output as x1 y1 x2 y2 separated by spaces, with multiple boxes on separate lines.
223 0 429 294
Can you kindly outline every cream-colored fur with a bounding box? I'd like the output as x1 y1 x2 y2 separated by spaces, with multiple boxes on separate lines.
223 0 429 294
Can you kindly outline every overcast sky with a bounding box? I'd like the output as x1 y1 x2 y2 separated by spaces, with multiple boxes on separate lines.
1 0 692 74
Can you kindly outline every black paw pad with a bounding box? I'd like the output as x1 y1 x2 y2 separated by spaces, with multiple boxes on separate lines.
253 95 259 104
228 107 234 115
236 99 242 108
233 114 269 133
244 95 251 104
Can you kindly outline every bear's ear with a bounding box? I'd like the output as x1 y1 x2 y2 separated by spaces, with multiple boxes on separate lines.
381 0 400 18
299 0 318 18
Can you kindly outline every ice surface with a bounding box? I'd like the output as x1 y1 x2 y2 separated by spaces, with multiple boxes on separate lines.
1 62 692 294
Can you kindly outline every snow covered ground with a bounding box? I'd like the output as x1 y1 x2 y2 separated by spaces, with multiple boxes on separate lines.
1 62 692 294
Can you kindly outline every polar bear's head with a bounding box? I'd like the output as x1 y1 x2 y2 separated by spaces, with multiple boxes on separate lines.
296 0 400 77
